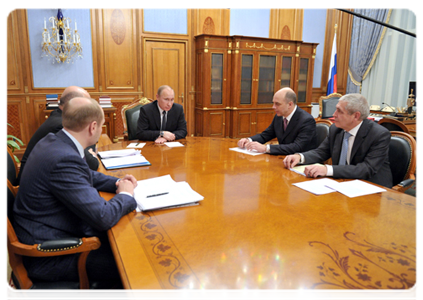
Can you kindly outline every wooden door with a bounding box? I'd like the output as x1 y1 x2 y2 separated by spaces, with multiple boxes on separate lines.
144 40 186 107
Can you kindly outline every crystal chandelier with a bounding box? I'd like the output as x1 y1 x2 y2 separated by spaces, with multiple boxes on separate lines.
41 9 83 64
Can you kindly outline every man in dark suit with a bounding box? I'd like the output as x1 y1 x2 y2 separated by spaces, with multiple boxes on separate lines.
136 85 187 143
13 97 138 284
237 87 317 155
283 93 392 188
17 86 99 184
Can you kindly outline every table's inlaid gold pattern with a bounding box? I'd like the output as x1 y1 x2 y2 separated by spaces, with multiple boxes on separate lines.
99 137 416 290
310 232 416 289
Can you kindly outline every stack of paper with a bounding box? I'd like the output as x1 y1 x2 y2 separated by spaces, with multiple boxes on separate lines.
290 164 324 176
293 178 386 198
134 175 204 211
229 147 264 156
98 149 151 169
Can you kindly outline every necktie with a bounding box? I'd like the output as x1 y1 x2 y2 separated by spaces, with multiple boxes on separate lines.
283 118 288 131
161 111 167 131
339 131 352 165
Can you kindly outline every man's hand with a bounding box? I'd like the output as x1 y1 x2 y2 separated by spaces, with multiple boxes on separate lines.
116 178 136 195
283 154 301 169
121 174 137 187
88 148 97 157
303 164 327 178
163 131 175 141
245 141 267 153
237 138 249 148
155 137 167 144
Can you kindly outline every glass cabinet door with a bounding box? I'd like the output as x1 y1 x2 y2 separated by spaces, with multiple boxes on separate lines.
211 53 223 105
297 58 309 103
280 56 293 89
258 55 276 104
240 54 253 105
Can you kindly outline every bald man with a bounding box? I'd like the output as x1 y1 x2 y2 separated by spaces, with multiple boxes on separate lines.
14 97 138 286
17 86 99 184
238 87 317 155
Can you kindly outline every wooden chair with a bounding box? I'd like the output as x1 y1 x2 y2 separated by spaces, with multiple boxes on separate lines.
97 133 113 148
7 147 19 194
7 180 103 289
378 118 409 134
318 93 342 119
388 131 416 193
121 97 153 141
315 119 332 147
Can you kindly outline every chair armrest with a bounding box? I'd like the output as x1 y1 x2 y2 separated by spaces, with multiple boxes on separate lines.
9 236 101 257
398 178 415 188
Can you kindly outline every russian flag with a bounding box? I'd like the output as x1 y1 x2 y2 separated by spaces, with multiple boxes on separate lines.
327 33 337 95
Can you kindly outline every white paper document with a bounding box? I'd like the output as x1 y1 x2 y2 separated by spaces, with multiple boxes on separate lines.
229 147 264 156
293 178 338 195
134 175 204 211
290 164 324 176
293 178 386 198
101 154 150 169
126 142 146 148
98 149 140 159
323 179 386 198
164 142 184 148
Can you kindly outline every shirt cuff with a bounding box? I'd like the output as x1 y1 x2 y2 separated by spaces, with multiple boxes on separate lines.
119 191 134 198
325 165 333 176
299 153 305 164
266 144 270 153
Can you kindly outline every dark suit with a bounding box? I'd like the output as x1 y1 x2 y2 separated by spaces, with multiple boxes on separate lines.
250 106 317 155
13 130 137 282
136 100 187 141
17 108 99 184
302 119 393 188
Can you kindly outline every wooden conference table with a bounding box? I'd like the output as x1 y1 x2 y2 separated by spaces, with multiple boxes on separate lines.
98 137 416 290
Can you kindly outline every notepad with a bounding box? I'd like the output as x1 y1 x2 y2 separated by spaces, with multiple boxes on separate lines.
164 142 184 147
134 175 204 211
229 147 264 156
293 178 386 198
100 155 151 170
98 149 140 159
290 164 324 176
127 142 146 148
98 149 151 169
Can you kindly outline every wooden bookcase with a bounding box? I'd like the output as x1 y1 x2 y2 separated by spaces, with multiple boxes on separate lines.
194 34 318 138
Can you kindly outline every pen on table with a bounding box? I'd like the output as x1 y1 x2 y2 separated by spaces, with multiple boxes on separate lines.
136 143 140 146
146 192 169 198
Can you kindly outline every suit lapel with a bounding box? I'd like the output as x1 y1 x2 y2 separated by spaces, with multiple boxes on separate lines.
279 108 299 141
350 119 370 163
152 100 161 130
333 129 345 164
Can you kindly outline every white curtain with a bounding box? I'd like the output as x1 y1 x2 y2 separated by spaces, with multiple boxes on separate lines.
361 9 416 110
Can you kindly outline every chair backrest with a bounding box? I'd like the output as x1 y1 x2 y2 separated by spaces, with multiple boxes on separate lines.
121 98 153 140
388 131 416 187
319 93 342 118
378 118 409 133
7 147 18 186
315 121 331 146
